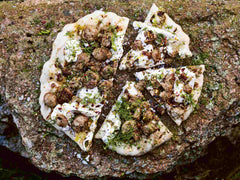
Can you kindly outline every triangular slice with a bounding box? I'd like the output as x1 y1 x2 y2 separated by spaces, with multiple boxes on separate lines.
144 3 192 58
50 87 103 151
95 81 172 156
119 4 192 70
39 11 129 152
135 65 205 125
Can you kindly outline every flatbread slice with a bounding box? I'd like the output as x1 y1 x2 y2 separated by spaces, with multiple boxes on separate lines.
135 65 205 125
39 10 129 151
119 4 192 70
95 81 172 156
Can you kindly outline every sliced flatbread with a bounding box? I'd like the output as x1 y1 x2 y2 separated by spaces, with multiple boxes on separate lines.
135 65 205 125
95 81 172 156
39 11 129 151
119 3 192 70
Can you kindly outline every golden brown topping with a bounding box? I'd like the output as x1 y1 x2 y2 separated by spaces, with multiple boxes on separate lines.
82 25 99 41
72 115 88 133
159 91 172 102
183 84 192 94
143 110 154 122
133 108 141 120
194 82 199 88
121 120 136 134
101 32 112 48
92 47 112 61
68 77 83 91
160 73 175 91
134 80 146 91
152 49 162 63
140 101 150 109
132 40 143 50
85 70 100 89
144 30 157 44
101 65 114 79
56 88 73 104
76 53 90 70
56 114 68 127
44 92 57 108
142 122 157 135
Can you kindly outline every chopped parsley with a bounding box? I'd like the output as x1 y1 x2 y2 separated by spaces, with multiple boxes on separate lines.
115 98 133 121
79 39 99 54
183 93 196 106
107 127 134 147
65 31 75 38
156 33 164 44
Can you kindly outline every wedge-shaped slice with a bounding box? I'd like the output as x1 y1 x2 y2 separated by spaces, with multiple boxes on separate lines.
135 65 205 125
144 3 192 58
50 87 103 151
95 81 172 156
119 4 191 71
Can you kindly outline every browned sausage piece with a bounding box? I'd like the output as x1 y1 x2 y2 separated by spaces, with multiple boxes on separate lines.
132 40 143 50
56 114 68 127
44 92 57 108
56 88 73 104
92 47 112 61
81 25 99 41
72 115 88 133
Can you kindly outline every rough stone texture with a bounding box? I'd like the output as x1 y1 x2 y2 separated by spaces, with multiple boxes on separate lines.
0 0 239 178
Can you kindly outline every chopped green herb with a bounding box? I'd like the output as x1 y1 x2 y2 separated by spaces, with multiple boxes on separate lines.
156 33 164 44
107 126 134 147
65 31 75 38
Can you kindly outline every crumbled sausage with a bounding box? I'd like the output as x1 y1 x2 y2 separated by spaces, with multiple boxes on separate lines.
82 25 99 41
99 80 113 92
140 101 150 109
121 120 140 141
76 53 90 70
132 40 143 50
159 91 172 102
44 92 57 108
194 82 199 88
152 49 162 63
101 32 112 48
101 65 114 79
56 88 73 104
133 108 141 120
92 47 112 61
183 84 192 94
160 73 175 91
72 115 88 133
68 77 83 91
144 30 157 44
143 110 154 122
142 122 157 135
56 114 68 127
179 73 188 82
134 80 146 91
62 68 71 76
121 120 136 134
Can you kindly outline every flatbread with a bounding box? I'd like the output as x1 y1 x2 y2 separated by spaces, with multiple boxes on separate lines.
95 81 172 156
135 65 205 125
119 3 192 70
39 10 129 151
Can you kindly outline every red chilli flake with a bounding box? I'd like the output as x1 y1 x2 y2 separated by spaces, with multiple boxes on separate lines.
42 20 46 24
